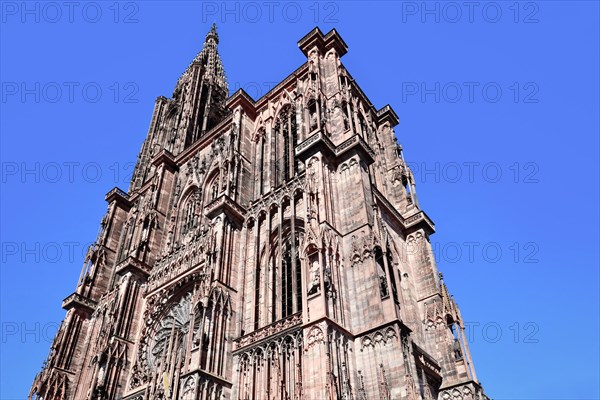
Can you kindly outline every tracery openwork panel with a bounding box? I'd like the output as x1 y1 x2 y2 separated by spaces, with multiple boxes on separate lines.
235 330 303 400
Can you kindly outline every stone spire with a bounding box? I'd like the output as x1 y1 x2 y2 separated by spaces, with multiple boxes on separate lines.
128 24 230 192
177 23 228 94
171 23 229 149
200 23 228 90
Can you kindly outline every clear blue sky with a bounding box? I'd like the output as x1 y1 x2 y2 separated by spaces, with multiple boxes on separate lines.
1 2 598 399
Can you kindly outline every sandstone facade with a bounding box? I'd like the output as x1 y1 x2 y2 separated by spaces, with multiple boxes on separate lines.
30 26 488 400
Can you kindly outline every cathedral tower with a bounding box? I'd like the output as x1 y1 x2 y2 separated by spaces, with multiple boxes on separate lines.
30 26 488 400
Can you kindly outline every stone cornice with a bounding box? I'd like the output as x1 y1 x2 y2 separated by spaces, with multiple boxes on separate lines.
204 194 246 227
179 368 233 388
439 380 487 397
146 242 211 295
403 210 436 234
335 133 376 165
353 319 413 340
151 149 177 171
226 88 256 118
115 256 152 278
298 27 348 57
372 187 435 235
295 131 376 166
62 292 97 314
294 129 336 161
412 342 442 377
377 104 400 127
105 187 131 209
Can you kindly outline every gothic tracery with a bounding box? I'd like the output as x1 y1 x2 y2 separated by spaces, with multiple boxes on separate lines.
31 26 488 400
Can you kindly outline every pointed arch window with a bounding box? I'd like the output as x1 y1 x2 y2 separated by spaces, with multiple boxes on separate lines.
206 172 220 203
255 128 266 195
181 190 199 236
281 232 302 318
273 105 298 185
254 248 262 330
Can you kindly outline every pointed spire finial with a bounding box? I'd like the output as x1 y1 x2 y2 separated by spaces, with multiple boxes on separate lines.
174 22 228 102
206 22 219 44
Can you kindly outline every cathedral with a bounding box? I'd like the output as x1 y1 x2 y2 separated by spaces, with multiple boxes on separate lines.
30 25 489 400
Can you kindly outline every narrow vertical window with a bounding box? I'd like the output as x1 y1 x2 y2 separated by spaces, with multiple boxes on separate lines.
283 119 290 181
281 239 293 318
259 135 265 194
291 111 298 175
279 232 302 318
274 114 282 185
274 105 297 185
254 261 260 330
294 234 302 312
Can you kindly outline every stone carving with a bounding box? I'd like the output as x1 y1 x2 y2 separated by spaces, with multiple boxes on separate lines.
245 174 305 220
379 364 391 400
307 258 321 295
234 312 302 350
306 325 324 349
453 338 463 360
440 385 475 400
180 376 195 400
147 224 214 293
31 27 490 400
407 231 431 275
360 326 398 350
423 280 459 330
357 370 367 400
131 276 210 389
350 229 381 265
235 330 303 400
147 293 192 368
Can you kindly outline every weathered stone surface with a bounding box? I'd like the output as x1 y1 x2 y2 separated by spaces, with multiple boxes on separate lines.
30 25 488 400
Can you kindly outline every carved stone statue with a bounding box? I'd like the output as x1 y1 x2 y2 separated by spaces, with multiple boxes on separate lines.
308 258 321 295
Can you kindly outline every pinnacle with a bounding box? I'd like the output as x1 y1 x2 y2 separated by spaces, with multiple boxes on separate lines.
175 23 228 94
205 22 219 44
